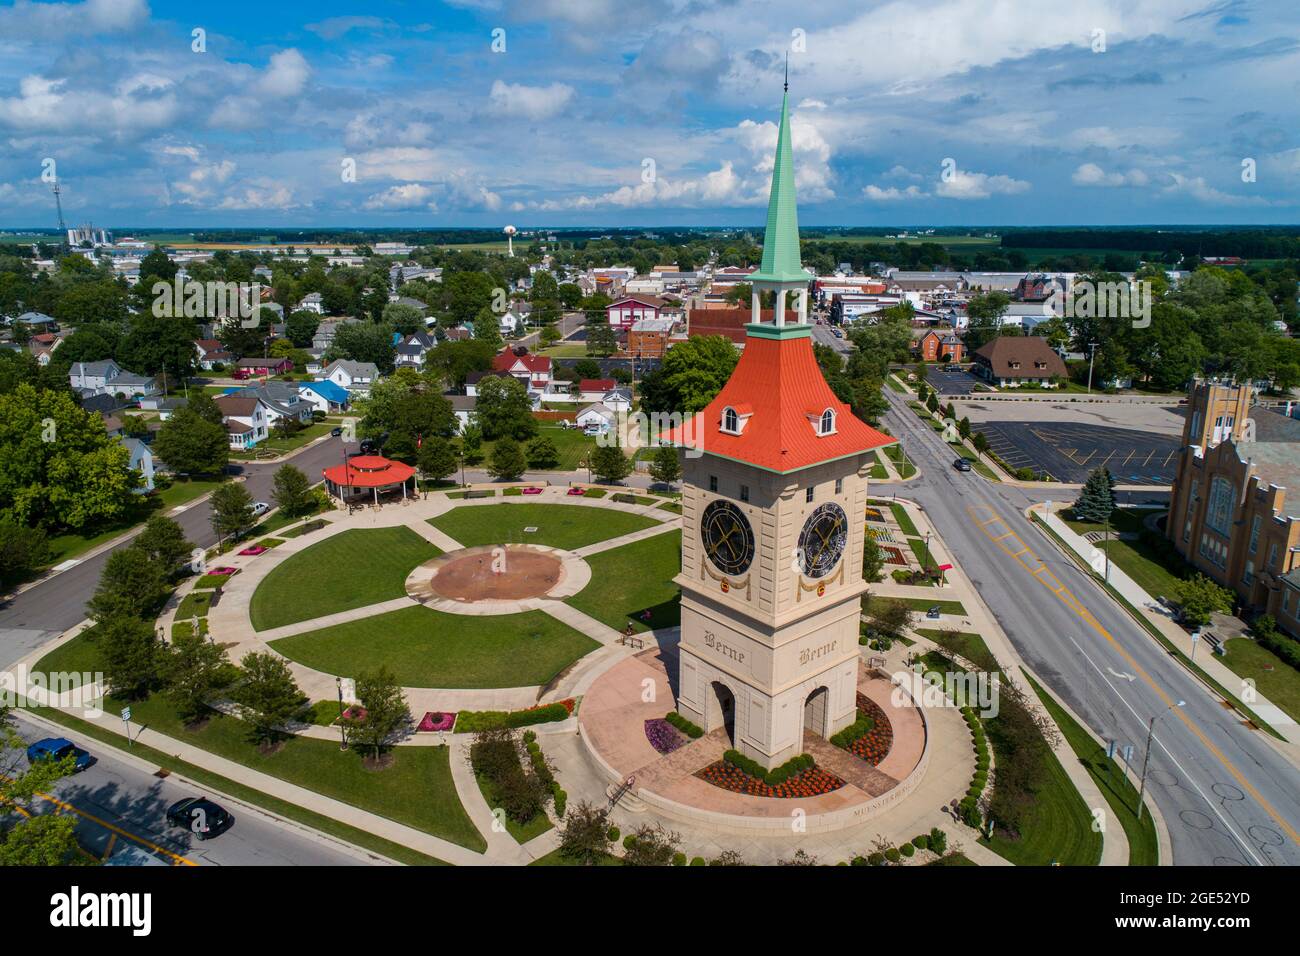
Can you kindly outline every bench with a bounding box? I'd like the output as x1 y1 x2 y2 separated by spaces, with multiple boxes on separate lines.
465 489 496 499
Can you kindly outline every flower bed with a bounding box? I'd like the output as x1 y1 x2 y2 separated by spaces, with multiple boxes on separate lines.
644 718 686 754
842 693 894 766
207 566 239 576
566 487 586 496
696 760 845 798
237 545 268 556
454 697 576 733
522 487 544 495
417 711 456 732
864 507 885 522
880 545 907 566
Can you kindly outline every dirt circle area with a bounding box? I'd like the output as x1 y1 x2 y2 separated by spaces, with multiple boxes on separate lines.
420 545 565 602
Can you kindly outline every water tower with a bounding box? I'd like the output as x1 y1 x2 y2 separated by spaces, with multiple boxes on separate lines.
503 224 517 257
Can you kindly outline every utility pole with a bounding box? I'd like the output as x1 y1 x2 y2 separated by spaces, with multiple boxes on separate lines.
1087 341 1099 393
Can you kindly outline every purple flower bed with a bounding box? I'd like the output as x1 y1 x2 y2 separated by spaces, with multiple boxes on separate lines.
417 711 456 732
522 487 543 495
237 546 267 556
644 718 686 755
207 566 239 576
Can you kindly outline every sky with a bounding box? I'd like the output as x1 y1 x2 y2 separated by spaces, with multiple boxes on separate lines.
0 0 1297 229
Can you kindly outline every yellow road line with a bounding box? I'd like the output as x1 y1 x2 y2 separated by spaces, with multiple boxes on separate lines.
8 781 196 867
968 504 1299 846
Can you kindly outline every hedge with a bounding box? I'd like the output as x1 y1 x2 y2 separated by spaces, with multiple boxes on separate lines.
829 709 875 749
455 701 571 733
722 749 814 787
665 711 704 739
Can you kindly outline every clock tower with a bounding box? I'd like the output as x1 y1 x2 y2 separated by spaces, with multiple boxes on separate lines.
669 80 896 770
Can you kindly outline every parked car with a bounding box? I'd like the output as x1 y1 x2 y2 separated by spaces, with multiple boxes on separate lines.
165 797 232 840
26 737 92 772
953 458 972 472
330 426 343 437
250 501 270 517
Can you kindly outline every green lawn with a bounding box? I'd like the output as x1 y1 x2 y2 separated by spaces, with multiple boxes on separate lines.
176 590 215 620
476 774 552 843
250 526 440 631
1025 672 1159 865
914 628 999 673
428 502 657 551
1220 638 1300 725
476 425 596 471
888 502 920 537
231 422 332 460
271 605 599 688
529 847 622 866
566 530 682 633
897 597 967 615
34 631 485 854
1064 510 1188 599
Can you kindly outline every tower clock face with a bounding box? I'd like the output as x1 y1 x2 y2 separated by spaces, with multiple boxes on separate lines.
700 500 755 576
798 502 848 579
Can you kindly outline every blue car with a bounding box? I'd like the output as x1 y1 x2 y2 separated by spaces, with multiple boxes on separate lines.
26 737 92 772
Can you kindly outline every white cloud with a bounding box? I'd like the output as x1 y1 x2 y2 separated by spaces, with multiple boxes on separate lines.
0 0 148 40
363 183 437 211
488 80 575 120
862 184 924 201
256 50 311 98
1161 173 1269 207
935 169 1030 200
0 74 179 134
215 182 299 211
1072 162 1150 187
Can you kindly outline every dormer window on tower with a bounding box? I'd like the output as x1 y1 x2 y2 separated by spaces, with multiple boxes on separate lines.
720 404 751 436
817 408 837 436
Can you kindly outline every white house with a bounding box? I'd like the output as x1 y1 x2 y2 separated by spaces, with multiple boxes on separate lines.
296 292 325 314
122 437 157 493
214 394 269 449
448 394 477 433
321 359 380 397
575 403 617 433
69 360 160 399
298 379 350 414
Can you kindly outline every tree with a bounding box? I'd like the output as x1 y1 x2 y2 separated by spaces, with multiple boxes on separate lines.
97 614 160 700
1176 574 1234 628
460 423 483 464
557 801 614 865
0 516 49 589
958 416 972 440
88 547 169 621
643 335 738 414
271 464 314 518
472 308 503 351
622 822 682 866
862 537 885 584
161 627 236 724
573 358 602 380
475 375 536 440
209 482 254 547
590 441 633 483
925 390 940 413
585 319 618 357
345 667 410 762
863 596 914 639
971 432 990 458
116 313 199 381
1072 466 1115 524
133 516 194 575
325 321 396 374
648 445 681 490
0 383 137 530
526 435 559 469
418 436 458 484
382 302 425 336
0 814 79 866
285 309 320 348
488 438 527 481
235 651 307 747
152 406 229 476
964 292 1011 352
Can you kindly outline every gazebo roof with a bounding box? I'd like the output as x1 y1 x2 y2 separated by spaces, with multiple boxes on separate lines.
322 455 415 488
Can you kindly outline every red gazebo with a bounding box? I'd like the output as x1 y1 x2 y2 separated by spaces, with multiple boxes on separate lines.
322 455 416 505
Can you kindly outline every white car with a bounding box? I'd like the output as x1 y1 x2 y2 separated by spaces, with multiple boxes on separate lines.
250 501 270 517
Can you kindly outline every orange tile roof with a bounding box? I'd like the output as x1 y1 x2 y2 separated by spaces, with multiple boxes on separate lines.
664 326 895 473
322 455 416 488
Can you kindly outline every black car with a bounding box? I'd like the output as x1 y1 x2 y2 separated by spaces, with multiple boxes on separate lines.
165 797 232 840
330 426 342 437
953 458 972 472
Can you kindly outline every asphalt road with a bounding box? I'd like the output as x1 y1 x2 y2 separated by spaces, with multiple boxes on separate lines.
0 435 352 671
974 420 1180 485
876 387 1300 865
9 713 370 866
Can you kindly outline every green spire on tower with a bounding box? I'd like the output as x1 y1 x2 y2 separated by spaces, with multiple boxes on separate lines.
749 74 811 286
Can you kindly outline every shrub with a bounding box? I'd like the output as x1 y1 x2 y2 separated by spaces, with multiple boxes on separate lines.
884 847 900 863
868 852 885 866
722 749 814 787
829 709 875 749
623 834 638 850
912 835 929 850
664 711 704 739
930 828 947 855
552 786 567 818
900 843 915 857
607 826 620 842
690 856 706 867
961 801 982 828
672 852 687 867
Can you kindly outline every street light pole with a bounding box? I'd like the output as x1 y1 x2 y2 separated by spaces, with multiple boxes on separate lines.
923 531 932 573
1136 700 1184 822
1086 341 1098 394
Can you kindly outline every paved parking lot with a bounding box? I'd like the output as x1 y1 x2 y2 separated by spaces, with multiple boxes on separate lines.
975 420 1180 484
924 365 984 395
